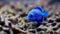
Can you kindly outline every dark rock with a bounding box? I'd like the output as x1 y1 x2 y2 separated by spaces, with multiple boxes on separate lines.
51 23 57 27
20 13 27 17
55 18 60 22
37 28 43 31
42 23 47 26
0 21 5 26
47 31 54 34
53 27 58 31
0 26 2 31
12 28 20 34
48 19 54 23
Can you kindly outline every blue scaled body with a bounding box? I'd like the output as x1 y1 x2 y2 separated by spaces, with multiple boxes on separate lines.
27 6 48 25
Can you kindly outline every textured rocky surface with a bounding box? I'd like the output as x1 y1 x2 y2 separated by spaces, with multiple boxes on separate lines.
0 0 60 34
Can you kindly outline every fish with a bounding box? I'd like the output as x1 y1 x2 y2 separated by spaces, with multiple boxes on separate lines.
26 6 48 27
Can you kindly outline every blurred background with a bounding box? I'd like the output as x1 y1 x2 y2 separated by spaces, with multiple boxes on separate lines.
0 0 60 34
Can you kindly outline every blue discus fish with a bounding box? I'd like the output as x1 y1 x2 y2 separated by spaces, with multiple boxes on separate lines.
27 6 48 27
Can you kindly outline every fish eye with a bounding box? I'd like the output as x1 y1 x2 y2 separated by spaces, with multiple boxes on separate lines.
30 14 33 18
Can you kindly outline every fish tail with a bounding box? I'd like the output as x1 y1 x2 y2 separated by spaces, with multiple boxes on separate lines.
44 11 48 17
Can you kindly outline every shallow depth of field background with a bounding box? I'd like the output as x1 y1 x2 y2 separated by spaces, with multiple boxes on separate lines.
0 0 60 34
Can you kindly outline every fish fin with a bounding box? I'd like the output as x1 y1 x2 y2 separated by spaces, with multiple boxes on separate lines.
33 6 43 12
